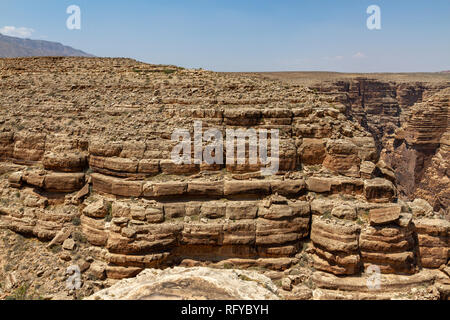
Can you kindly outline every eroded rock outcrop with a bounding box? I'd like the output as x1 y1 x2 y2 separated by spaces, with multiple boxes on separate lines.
0 58 448 300
303 78 449 216
87 267 280 300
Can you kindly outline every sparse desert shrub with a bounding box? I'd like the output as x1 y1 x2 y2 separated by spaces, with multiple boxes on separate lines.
50 244 62 254
6 283 30 300
104 203 112 222
73 231 87 244
72 216 81 226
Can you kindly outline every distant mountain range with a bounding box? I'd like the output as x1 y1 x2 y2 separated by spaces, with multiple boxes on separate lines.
0 33 93 58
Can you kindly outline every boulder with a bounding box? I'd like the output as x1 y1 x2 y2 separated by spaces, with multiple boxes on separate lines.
44 172 85 192
8 171 23 188
83 200 108 219
369 206 401 226
62 238 76 251
332 204 357 221
364 178 396 203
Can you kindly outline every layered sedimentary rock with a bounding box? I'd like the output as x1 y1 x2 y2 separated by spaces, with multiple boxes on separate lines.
299 78 450 215
310 216 361 275
0 58 448 300
361 207 416 274
390 89 450 214
415 218 449 268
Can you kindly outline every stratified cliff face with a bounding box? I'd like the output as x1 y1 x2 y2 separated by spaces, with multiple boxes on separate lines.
308 78 449 216
390 89 449 216
0 58 448 300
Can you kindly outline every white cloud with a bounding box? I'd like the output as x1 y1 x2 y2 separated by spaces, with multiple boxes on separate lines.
352 52 366 59
0 26 35 38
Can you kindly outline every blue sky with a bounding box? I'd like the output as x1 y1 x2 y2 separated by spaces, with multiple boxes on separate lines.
1 0 449 72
